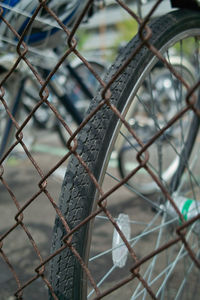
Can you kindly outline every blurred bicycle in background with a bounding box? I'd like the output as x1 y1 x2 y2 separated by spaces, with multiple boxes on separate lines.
0 0 106 157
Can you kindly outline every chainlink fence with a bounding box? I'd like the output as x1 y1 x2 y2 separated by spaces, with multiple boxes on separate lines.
0 0 200 299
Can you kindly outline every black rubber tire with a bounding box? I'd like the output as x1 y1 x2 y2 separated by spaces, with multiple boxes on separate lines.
56 61 106 147
49 9 200 300
0 70 23 158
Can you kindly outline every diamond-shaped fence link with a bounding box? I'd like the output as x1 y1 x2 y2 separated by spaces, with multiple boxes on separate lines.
0 1 200 299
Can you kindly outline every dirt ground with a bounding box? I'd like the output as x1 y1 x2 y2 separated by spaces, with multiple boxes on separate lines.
0 133 65 300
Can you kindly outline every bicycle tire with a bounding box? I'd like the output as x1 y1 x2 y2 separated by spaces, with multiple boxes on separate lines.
0 70 53 157
50 9 200 300
56 61 106 147
0 68 23 158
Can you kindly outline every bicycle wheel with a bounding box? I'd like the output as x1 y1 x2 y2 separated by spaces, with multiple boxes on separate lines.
0 67 23 157
56 61 106 146
118 57 196 194
67 61 106 109
23 77 54 130
50 9 200 300
0 67 54 157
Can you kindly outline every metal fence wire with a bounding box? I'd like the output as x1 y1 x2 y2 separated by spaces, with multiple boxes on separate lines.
0 0 200 299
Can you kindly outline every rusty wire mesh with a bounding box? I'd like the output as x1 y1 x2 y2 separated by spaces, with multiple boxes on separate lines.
0 0 200 299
